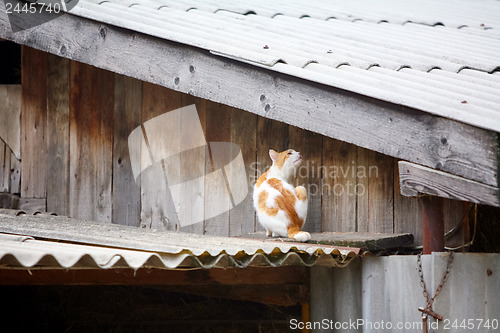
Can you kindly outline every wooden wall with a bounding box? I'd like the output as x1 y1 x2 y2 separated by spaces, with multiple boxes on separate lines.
4 47 474 246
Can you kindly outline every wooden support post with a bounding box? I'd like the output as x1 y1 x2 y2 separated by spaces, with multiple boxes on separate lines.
421 196 444 254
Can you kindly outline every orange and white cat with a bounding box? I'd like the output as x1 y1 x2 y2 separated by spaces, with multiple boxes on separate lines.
253 149 310 242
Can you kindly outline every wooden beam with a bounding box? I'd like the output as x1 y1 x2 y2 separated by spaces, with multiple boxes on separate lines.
0 266 308 286
165 284 309 306
0 266 309 306
1 3 497 187
241 231 412 251
398 161 500 207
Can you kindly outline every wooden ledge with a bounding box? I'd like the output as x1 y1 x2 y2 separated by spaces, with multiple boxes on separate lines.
399 161 500 207
240 232 414 251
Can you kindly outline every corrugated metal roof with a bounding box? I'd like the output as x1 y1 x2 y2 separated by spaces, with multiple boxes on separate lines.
0 211 358 270
64 0 500 132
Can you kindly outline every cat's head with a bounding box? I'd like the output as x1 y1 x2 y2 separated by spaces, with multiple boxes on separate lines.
269 149 302 178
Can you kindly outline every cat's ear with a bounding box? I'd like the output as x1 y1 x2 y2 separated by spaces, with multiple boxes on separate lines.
269 149 279 162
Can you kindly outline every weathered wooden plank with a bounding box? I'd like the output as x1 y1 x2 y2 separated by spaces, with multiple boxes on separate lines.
18 197 46 211
242 231 413 251
69 61 114 222
0 84 21 159
46 54 70 216
0 265 309 305
69 61 96 220
166 284 309 306
21 46 47 198
255 117 289 231
228 106 257 236
1 13 496 187
140 82 182 230
0 268 308 305
204 100 231 236
357 148 394 233
394 160 422 246
0 193 19 209
179 95 206 235
95 69 114 222
9 151 20 194
0 142 9 192
399 161 500 207
289 125 322 233
112 74 142 227
321 138 357 232
0 139 21 195
0 266 308 286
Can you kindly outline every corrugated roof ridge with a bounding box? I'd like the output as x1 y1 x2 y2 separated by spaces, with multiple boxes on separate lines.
0 212 357 259
0 233 347 269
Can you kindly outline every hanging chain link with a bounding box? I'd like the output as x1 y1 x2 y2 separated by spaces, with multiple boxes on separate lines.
417 252 454 312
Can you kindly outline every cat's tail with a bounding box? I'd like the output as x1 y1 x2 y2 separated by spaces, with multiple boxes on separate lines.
289 230 311 242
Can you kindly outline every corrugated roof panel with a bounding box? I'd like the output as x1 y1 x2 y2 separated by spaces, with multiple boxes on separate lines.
0 212 359 270
64 0 500 132
411 69 500 102
0 232 342 270
289 63 500 131
381 67 500 107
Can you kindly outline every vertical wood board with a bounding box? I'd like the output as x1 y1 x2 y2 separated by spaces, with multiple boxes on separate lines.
321 138 358 232
21 46 47 198
229 106 257 236
140 82 182 230
357 148 394 233
203 100 231 236
46 54 70 215
289 126 323 233
112 74 142 226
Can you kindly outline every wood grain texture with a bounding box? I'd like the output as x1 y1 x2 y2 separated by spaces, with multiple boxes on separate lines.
0 84 21 159
112 74 142 226
46 54 70 215
21 46 47 198
69 61 114 222
179 95 206 235
228 106 257 236
95 69 114 222
399 161 499 207
1 13 496 187
0 265 308 286
9 150 20 194
140 82 183 230
204 100 231 236
289 125 322 233
0 141 21 195
357 148 394 233
394 160 422 245
321 138 357 232
0 142 9 192
18 197 46 211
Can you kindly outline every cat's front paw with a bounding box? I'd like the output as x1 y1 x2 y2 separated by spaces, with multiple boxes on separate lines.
293 231 311 242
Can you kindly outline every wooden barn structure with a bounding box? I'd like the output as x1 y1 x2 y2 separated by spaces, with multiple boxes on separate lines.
1 0 499 331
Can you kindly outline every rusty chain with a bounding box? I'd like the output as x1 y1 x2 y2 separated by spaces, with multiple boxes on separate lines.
417 251 454 312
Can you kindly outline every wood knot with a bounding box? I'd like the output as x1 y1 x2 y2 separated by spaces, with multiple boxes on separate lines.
99 27 107 38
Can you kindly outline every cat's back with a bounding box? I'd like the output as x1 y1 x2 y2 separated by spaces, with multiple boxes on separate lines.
253 171 302 211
